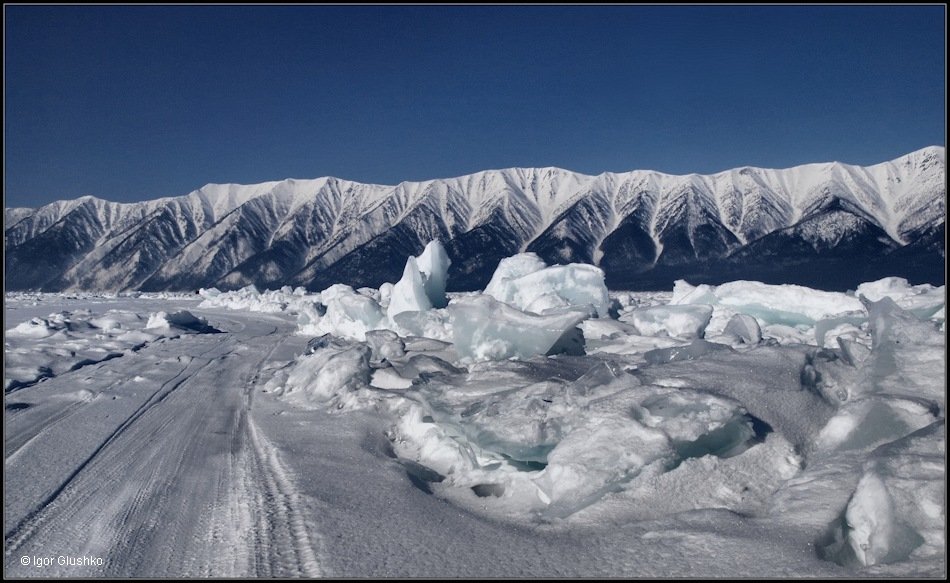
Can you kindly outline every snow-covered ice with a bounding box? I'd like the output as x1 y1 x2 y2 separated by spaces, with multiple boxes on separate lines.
621 304 714 339
448 295 589 362
3 256 945 578
672 279 866 324
297 284 385 341
484 252 610 317
415 240 452 309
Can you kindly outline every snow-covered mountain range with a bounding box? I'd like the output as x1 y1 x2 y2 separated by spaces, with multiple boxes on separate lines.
5 146 945 292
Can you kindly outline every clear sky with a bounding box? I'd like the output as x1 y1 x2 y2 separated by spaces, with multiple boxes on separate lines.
4 5 946 208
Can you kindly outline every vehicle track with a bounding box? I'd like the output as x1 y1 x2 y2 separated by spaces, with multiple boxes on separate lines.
3 312 324 577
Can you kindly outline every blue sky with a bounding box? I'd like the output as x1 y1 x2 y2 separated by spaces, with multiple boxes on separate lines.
4 5 945 208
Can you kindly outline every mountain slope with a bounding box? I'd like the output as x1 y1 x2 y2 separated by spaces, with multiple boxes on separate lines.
5 147 945 292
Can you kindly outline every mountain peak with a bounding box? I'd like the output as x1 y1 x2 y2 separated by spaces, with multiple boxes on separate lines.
894 144 945 167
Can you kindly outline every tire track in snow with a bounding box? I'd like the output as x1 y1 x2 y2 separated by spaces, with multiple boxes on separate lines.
3 347 216 556
4 339 226 573
218 323 326 577
242 416 325 577
75 343 252 576
4 400 88 464
4 314 326 577
5 352 173 464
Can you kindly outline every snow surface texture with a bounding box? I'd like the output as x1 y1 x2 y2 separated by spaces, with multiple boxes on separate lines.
5 147 945 293
5 308 218 392
4 247 945 577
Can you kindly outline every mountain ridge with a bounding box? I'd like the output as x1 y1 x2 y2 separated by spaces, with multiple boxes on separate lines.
5 146 945 292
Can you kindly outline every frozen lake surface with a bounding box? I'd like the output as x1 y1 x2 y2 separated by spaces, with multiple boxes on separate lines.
4 250 946 577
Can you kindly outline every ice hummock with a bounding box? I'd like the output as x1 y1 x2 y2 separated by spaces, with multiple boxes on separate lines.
388 240 453 320
199 284 314 313
388 256 434 319
671 279 865 324
449 295 589 362
416 240 452 309
298 284 385 341
722 313 763 344
145 310 221 334
484 252 610 317
622 304 713 339
265 335 373 410
855 277 945 319
291 244 607 362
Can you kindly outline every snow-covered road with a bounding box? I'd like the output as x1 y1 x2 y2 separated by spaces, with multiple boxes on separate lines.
5 304 323 577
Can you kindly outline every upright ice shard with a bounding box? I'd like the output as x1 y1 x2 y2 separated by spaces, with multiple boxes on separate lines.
416 240 452 309
388 256 433 320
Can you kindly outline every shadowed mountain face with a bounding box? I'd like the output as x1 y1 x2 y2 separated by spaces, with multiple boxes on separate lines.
5 147 946 293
